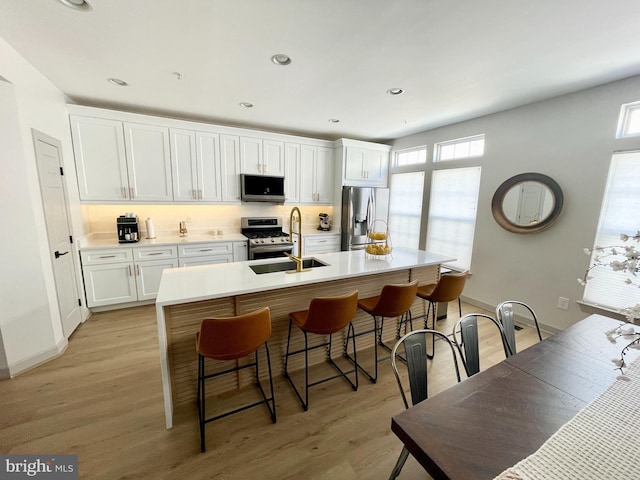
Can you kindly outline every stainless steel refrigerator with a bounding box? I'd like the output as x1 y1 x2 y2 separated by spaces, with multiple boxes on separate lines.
341 186 390 250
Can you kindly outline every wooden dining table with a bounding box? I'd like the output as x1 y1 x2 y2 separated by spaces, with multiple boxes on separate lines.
390 314 637 480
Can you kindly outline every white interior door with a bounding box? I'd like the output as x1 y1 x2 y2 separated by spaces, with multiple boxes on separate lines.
33 130 82 338
516 182 546 225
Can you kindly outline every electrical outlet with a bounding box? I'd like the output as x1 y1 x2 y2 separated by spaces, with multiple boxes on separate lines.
557 296 570 310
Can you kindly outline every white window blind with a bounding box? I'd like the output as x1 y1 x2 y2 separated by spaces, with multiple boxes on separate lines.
583 151 640 310
425 166 481 271
388 171 425 249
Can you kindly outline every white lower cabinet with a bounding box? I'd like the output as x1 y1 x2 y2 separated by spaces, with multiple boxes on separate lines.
233 241 248 262
135 258 180 300
81 246 177 307
83 262 138 307
178 242 234 267
304 233 341 254
81 241 250 309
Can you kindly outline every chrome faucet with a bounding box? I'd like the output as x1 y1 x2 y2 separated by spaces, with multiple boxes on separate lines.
286 206 308 273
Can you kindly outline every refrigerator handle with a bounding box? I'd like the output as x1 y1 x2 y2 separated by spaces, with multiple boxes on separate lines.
367 189 375 233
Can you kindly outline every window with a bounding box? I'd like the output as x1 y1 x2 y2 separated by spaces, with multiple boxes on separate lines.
388 172 425 249
425 166 482 271
394 146 427 167
434 134 485 162
583 151 640 310
616 101 640 138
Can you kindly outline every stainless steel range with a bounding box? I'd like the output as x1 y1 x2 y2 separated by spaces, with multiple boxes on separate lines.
241 217 294 260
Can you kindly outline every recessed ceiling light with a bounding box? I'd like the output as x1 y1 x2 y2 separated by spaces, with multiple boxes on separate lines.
328 119 340 123
107 78 129 87
387 88 404 95
58 0 92 11
271 54 292 66
239 102 254 108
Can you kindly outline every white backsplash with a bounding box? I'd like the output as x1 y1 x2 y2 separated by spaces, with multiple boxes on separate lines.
83 204 334 237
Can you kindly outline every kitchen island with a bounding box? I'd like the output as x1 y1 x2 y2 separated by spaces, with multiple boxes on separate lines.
156 247 454 428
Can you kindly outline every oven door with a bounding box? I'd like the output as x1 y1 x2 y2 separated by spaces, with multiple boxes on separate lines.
249 244 293 260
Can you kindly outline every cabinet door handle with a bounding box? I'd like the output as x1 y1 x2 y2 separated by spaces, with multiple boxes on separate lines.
199 249 213 252
199 189 203 200
129 187 135 199
98 255 116 259
122 187 127 199
128 265 132 276
147 252 164 256
136 264 140 276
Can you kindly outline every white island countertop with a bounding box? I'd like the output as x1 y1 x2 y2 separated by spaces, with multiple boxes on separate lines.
156 247 455 307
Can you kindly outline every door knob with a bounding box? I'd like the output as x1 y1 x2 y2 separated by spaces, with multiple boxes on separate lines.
54 250 69 259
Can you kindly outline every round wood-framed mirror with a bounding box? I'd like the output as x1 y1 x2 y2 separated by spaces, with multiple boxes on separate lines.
491 173 563 234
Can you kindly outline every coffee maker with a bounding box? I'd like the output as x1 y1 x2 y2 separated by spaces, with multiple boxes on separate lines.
318 213 331 231
117 214 140 243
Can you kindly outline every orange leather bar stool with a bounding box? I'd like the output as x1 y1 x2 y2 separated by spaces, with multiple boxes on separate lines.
284 290 359 411
348 280 418 383
416 270 468 359
196 307 276 453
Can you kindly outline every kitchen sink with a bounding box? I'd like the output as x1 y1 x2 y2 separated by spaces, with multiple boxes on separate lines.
249 258 328 274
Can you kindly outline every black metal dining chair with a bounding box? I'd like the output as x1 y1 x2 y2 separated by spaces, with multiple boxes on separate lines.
452 313 513 377
495 300 543 355
389 329 462 479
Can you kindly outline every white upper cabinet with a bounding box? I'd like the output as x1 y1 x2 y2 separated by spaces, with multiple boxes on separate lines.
69 107 334 204
316 146 334 203
284 142 301 203
170 128 198 202
337 139 390 187
123 122 173 201
220 134 241 203
300 145 334 204
240 136 285 176
71 115 129 201
195 132 223 202
173 129 223 202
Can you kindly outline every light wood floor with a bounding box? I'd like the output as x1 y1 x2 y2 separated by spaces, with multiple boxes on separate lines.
0 301 546 479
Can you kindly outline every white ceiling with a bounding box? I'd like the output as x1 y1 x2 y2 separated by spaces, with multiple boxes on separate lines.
2 0 640 142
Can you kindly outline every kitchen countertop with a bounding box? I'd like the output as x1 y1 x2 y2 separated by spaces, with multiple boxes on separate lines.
77 231 248 249
78 228 338 249
156 247 454 307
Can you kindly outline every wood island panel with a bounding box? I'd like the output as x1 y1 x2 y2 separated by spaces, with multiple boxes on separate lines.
163 265 439 408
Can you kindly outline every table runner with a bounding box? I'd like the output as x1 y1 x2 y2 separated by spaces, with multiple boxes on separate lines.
493 358 640 480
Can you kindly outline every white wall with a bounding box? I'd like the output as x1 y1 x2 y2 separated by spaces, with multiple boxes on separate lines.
0 38 85 375
392 75 640 332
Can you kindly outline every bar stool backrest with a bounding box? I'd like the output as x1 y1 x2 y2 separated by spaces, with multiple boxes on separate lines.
197 307 271 360
371 280 419 317
301 291 359 335
425 270 468 303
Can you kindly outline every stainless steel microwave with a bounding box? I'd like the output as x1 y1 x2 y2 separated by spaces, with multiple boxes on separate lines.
240 174 286 203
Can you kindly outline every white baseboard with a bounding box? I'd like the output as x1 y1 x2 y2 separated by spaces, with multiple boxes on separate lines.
8 337 68 377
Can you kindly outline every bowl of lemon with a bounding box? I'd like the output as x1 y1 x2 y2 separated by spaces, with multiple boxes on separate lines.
365 221 392 258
